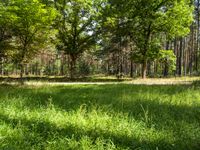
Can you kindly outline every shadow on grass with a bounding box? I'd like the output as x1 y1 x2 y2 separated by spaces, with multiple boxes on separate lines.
192 80 200 86
0 84 200 149
1 84 199 124
0 76 131 83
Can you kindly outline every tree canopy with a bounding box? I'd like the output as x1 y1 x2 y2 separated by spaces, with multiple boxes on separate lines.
3 0 57 80
0 0 197 79
107 0 193 78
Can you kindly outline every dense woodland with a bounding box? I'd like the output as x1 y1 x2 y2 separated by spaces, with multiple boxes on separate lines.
0 0 199 79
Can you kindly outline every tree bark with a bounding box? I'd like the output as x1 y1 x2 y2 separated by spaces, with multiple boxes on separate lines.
20 63 24 85
164 41 169 77
141 24 151 79
142 59 147 79
60 54 64 76
179 38 183 76
130 60 133 78
196 0 200 72
1 58 4 76
69 54 77 79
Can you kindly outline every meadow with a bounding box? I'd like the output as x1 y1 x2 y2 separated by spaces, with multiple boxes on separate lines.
0 81 200 150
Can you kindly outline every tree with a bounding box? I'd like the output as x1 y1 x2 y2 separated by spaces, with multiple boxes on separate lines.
7 0 57 81
158 49 176 76
109 0 193 78
0 1 12 60
0 1 15 75
135 0 193 78
54 0 102 78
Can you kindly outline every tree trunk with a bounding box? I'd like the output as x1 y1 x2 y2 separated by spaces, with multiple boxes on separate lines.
179 38 183 76
70 55 77 79
142 59 147 79
164 41 169 77
20 63 24 85
189 23 194 75
147 61 151 76
130 60 133 78
1 58 4 76
60 54 64 76
25 64 29 75
120 54 123 77
142 24 151 79
163 62 169 77
196 0 200 72
107 61 110 75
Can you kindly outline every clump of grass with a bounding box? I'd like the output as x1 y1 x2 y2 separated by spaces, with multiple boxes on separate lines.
0 84 200 149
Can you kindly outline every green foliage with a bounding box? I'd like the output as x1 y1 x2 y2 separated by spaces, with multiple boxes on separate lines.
131 0 193 60
0 1 13 58
158 50 177 71
54 0 106 78
108 0 193 78
0 0 197 78
159 0 194 39
55 0 99 56
7 0 57 64
132 38 162 63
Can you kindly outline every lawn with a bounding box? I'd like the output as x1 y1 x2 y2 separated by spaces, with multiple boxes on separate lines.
0 83 200 149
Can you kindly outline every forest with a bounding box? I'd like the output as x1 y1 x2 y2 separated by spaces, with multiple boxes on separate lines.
0 0 199 80
1 0 200 150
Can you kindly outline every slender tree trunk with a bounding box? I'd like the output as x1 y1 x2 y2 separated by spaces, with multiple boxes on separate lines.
190 23 194 75
130 60 133 78
120 54 123 77
20 63 24 84
196 0 200 72
117 51 120 78
174 37 180 76
154 61 158 77
179 38 183 76
164 41 169 77
142 24 151 79
25 64 29 76
69 55 77 79
163 62 169 77
183 37 186 76
142 59 147 79
107 61 110 75
1 58 4 76
60 53 64 76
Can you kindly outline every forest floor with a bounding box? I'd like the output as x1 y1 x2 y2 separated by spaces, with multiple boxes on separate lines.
0 80 200 149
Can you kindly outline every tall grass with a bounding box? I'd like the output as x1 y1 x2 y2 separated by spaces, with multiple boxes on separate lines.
0 84 200 149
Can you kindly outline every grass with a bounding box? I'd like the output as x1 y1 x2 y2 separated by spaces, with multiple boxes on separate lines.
0 82 200 149
0 75 199 84
0 75 132 83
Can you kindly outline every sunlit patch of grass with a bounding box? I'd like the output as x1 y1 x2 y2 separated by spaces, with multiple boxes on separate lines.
0 83 200 149
0 76 200 86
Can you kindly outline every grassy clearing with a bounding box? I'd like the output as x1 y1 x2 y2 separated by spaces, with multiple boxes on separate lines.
0 83 200 149
0 76 199 85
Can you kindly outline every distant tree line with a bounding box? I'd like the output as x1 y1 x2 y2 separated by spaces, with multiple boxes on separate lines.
0 0 198 79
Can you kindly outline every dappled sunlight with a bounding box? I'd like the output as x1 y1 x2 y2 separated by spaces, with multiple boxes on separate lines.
0 104 176 149
1 84 200 149
1 0 200 149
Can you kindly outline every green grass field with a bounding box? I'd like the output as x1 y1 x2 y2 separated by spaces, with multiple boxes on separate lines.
0 82 200 149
